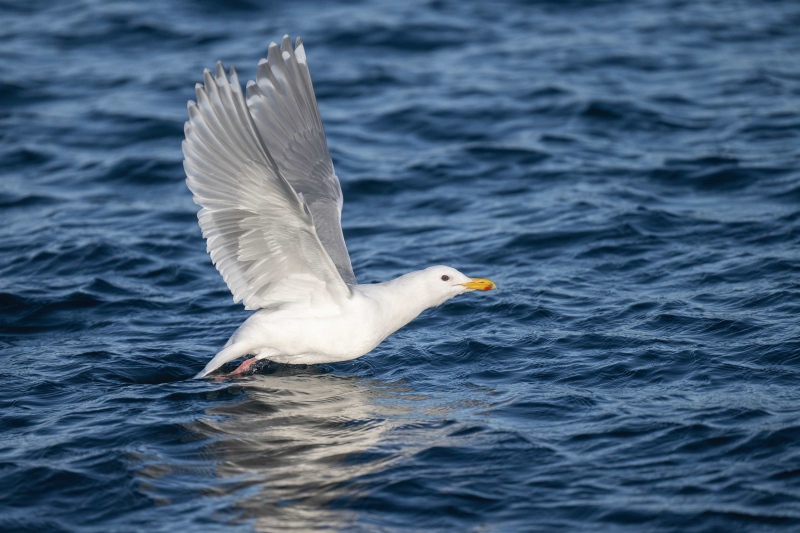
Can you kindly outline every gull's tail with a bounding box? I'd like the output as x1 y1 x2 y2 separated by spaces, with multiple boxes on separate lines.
194 343 252 379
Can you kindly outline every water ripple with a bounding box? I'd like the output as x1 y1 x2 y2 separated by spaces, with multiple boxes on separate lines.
1 0 799 531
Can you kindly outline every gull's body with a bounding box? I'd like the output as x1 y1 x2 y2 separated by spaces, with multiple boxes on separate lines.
183 36 495 379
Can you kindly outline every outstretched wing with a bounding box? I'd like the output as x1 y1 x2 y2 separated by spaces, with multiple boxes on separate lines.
183 63 351 310
245 35 357 286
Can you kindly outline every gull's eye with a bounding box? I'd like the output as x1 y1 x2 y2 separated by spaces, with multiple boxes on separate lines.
441 275 450 281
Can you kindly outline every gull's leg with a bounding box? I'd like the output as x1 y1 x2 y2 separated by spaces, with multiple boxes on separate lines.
229 356 258 376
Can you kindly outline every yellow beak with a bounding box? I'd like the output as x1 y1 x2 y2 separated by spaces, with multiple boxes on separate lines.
460 277 497 291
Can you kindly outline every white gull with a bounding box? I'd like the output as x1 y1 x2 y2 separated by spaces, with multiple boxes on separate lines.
183 35 496 379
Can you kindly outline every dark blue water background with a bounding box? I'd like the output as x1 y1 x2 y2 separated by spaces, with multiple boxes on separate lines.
2 0 800 531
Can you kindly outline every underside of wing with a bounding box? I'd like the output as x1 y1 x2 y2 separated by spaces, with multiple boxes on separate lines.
246 35 357 286
183 63 350 310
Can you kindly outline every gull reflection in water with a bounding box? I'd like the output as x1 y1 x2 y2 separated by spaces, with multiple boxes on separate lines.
192 366 408 531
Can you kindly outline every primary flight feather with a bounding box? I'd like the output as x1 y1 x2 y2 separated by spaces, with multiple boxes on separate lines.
183 35 496 379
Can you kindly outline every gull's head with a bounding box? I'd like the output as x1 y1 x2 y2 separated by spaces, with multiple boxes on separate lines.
417 265 497 306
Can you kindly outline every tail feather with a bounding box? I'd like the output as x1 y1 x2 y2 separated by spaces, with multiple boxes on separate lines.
194 343 252 379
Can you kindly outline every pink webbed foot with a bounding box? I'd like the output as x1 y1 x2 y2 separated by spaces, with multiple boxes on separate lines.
229 356 258 376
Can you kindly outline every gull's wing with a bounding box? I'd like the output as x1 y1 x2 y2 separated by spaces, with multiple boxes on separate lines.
245 35 357 286
183 63 351 310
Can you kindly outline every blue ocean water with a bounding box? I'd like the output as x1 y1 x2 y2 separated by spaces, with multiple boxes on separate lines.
2 0 800 531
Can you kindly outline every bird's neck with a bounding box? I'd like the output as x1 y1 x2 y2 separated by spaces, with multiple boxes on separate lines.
360 273 441 338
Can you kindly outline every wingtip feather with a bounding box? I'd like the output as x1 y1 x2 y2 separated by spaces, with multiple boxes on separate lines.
203 69 214 88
